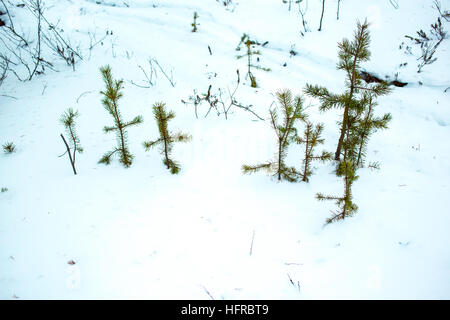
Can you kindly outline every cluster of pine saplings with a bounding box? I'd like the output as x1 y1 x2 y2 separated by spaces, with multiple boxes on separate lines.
60 65 191 176
243 21 392 224
60 21 391 224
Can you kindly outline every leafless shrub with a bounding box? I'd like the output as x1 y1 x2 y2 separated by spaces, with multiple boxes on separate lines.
0 0 82 81
182 69 263 120
434 0 450 22
297 0 309 35
87 29 112 60
130 58 175 88
25 0 82 70
130 63 155 88
405 17 447 73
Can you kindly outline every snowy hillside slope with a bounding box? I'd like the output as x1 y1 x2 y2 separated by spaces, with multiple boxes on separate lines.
0 0 449 299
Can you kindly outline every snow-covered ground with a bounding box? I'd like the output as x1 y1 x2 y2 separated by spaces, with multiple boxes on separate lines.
0 0 449 299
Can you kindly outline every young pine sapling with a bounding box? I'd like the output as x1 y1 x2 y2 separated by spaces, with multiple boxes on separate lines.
191 12 199 32
316 116 360 224
305 20 390 161
318 87 385 223
143 102 191 174
60 108 83 175
308 21 392 224
316 157 358 224
98 65 143 168
236 34 270 88
296 122 332 182
242 89 307 182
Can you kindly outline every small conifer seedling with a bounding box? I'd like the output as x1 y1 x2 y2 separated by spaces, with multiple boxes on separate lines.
2 142 16 154
191 12 199 32
236 34 270 88
316 158 358 224
143 102 191 174
296 122 332 182
305 20 390 161
60 108 83 175
242 89 307 182
98 65 143 168
317 113 360 224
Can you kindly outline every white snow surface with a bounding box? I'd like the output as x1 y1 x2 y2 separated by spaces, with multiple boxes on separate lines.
0 0 449 299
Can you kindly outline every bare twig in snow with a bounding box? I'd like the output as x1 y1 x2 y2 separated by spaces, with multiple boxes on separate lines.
76 91 93 103
130 61 156 88
249 230 255 256
201 286 215 300
318 0 325 31
60 133 77 175
150 58 176 87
